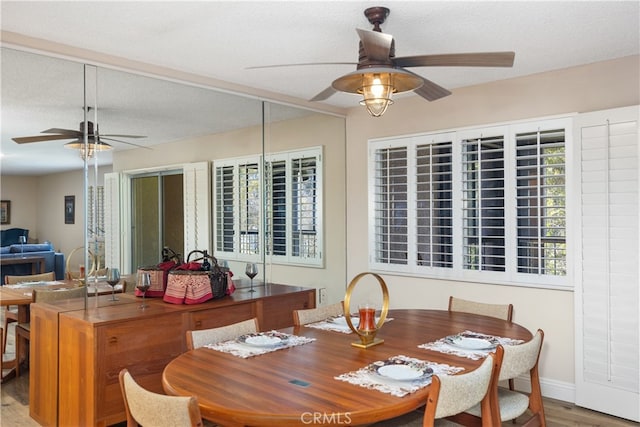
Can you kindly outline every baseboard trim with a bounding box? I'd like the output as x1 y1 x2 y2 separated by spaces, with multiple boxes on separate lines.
511 375 575 403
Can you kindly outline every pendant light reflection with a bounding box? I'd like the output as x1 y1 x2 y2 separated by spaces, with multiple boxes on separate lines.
64 139 112 160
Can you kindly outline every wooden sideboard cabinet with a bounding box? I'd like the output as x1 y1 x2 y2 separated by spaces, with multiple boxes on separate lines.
29 284 315 426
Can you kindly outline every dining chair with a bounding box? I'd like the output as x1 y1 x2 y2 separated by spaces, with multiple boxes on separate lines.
3 271 56 352
423 352 496 427
448 295 516 392
15 286 87 377
293 301 344 325
186 317 259 350
448 296 513 322
458 329 546 427
119 368 204 427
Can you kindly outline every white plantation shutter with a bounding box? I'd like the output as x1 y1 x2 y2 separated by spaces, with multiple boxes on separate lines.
576 105 639 421
415 138 454 268
515 129 566 276
214 165 235 254
104 172 122 270
183 162 210 255
371 144 409 267
461 134 506 272
265 148 322 264
266 159 287 256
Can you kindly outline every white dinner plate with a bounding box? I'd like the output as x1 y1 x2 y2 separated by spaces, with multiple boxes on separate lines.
446 336 496 350
238 333 288 347
377 364 425 380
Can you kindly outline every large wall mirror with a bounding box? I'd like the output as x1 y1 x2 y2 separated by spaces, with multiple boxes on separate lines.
2 46 346 299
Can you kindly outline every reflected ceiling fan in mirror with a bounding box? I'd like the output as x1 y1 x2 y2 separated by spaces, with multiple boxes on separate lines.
250 6 515 117
12 120 147 159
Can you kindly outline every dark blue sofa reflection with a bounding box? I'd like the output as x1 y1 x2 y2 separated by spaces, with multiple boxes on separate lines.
0 228 65 283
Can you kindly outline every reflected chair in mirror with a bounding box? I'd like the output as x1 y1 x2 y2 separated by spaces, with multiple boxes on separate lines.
3 271 56 352
186 318 260 350
14 286 87 377
293 301 344 326
423 352 497 427
456 329 546 427
119 368 204 427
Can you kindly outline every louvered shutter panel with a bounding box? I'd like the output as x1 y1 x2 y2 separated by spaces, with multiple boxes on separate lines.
576 106 639 422
515 129 566 275
372 146 408 265
266 159 287 256
103 172 121 269
183 162 210 255
238 162 260 255
461 135 506 271
415 141 453 268
291 155 318 259
215 165 235 254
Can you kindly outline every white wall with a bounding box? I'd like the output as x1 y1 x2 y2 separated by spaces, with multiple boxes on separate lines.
344 55 640 401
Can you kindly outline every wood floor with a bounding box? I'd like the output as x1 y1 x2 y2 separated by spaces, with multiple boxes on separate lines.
1 322 638 426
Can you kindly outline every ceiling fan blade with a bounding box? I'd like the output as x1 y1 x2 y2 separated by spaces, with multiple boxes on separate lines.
246 62 357 70
401 69 452 101
393 52 515 68
356 28 393 63
100 137 152 149
310 86 338 102
12 134 79 144
414 78 452 101
41 128 82 136
101 134 146 139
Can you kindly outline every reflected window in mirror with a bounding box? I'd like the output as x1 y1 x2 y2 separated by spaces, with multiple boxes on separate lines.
214 146 323 266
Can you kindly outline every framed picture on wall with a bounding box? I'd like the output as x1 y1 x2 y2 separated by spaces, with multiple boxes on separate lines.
65 195 75 224
0 200 10 224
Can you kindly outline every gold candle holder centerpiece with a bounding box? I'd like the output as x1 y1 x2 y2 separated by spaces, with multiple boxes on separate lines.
343 272 389 349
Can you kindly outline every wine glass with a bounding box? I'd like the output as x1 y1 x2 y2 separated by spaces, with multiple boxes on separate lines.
19 235 26 258
136 273 151 309
105 268 120 301
245 262 258 293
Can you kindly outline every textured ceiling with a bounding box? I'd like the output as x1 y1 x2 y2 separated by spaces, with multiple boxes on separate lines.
1 1 639 175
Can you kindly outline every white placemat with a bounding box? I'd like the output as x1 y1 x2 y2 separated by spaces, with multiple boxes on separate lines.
335 355 464 397
205 331 316 358
418 330 524 360
305 315 393 334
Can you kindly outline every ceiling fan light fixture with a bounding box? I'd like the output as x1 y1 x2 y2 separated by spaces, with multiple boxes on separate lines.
359 73 394 117
64 139 112 160
332 67 423 117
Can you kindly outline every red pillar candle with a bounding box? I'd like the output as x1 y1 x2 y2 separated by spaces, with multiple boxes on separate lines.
358 306 376 332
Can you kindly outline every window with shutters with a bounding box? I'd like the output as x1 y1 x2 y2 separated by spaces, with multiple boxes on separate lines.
214 147 322 266
214 158 261 257
369 118 570 288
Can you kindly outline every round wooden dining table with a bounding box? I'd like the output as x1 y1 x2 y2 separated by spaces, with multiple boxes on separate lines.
162 309 532 426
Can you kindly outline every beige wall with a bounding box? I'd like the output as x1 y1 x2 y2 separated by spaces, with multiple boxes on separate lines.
1 166 112 256
344 55 640 398
0 175 39 239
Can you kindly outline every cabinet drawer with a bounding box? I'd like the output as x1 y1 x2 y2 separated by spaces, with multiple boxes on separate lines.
188 301 255 331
